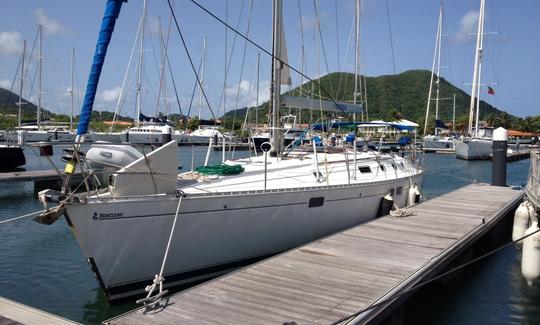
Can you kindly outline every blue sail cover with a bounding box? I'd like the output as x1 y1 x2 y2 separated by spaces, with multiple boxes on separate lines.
77 0 127 136
435 119 449 129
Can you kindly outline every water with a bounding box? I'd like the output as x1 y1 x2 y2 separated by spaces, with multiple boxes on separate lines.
0 147 536 324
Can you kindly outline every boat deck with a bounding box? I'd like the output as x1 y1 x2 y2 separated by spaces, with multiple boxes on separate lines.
104 183 522 325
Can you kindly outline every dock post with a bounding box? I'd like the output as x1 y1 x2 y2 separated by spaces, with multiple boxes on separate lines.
492 127 508 186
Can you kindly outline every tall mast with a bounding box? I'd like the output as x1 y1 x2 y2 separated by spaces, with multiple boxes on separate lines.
199 36 207 119
353 0 360 121
452 93 456 133
37 25 43 129
255 52 260 127
434 4 443 136
423 5 442 136
70 47 75 132
136 0 148 127
270 0 283 156
18 39 26 128
468 0 485 137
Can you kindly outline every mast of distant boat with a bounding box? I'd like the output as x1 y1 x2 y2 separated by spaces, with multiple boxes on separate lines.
37 25 43 130
135 0 148 128
423 4 443 136
468 0 485 137
69 47 75 132
17 40 26 128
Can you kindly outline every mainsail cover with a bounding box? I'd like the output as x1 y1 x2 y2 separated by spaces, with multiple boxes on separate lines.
279 14 291 86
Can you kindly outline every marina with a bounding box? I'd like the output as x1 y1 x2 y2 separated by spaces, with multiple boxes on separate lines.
0 0 539 324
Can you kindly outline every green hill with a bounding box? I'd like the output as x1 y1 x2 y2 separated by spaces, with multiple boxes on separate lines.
224 70 527 133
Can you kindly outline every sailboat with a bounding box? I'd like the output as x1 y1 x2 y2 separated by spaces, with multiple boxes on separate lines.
15 25 51 143
423 4 455 153
455 0 493 160
35 0 423 302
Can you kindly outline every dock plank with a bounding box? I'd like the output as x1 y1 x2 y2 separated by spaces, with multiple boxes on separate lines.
0 297 79 325
104 183 523 325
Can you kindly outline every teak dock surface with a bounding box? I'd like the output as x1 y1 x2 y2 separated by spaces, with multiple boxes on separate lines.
0 297 79 325
105 183 523 325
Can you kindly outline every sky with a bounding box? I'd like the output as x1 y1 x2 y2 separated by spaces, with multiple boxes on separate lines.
0 0 539 120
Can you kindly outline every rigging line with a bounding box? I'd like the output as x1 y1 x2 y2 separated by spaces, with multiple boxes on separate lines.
217 0 246 118
188 0 354 122
232 0 254 130
0 209 46 225
385 0 397 74
186 57 204 118
334 0 340 72
313 0 334 97
331 226 540 325
166 48 183 117
2 55 21 110
111 12 143 131
384 0 402 113
336 4 356 101
166 0 217 120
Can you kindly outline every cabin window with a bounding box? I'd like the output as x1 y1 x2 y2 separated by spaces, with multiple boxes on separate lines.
309 197 325 208
396 187 403 195
380 164 386 171
391 163 397 170
389 188 395 196
358 166 371 173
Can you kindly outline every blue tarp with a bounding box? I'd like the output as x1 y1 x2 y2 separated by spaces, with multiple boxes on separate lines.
435 119 449 129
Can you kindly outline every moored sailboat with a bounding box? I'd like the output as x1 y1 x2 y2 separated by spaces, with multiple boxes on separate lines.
35 0 423 302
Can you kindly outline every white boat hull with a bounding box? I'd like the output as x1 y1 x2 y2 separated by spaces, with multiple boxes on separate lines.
65 174 422 301
92 132 123 144
455 138 492 160
423 137 455 152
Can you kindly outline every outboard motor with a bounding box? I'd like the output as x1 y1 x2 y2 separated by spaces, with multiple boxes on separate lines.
85 143 143 185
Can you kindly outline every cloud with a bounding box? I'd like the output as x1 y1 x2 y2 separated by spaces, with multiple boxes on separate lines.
224 79 270 111
100 86 122 102
0 31 23 55
455 10 479 42
0 79 12 88
34 9 68 35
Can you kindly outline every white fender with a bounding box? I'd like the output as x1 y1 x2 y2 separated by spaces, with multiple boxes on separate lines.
521 221 540 286
513 202 532 245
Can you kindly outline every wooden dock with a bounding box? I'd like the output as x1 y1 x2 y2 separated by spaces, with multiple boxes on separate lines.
104 184 523 325
0 297 79 325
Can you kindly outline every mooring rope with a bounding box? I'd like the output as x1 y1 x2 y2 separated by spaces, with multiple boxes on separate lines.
0 210 46 225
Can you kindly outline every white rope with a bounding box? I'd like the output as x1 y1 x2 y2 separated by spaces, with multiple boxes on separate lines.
0 210 46 224
137 192 183 308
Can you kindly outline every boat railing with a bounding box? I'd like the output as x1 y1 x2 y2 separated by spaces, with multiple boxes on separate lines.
527 150 540 209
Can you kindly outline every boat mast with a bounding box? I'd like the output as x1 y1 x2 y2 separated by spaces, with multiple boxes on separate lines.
70 47 75 132
255 52 260 127
468 0 485 137
423 4 442 136
136 0 148 127
199 36 207 119
353 0 360 122
18 39 26 128
452 92 456 133
37 25 43 129
434 4 443 136
270 0 283 156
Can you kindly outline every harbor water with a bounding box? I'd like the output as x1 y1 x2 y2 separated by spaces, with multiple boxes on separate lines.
0 147 537 324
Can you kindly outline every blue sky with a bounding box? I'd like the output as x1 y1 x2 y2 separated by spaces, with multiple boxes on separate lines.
0 0 538 120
